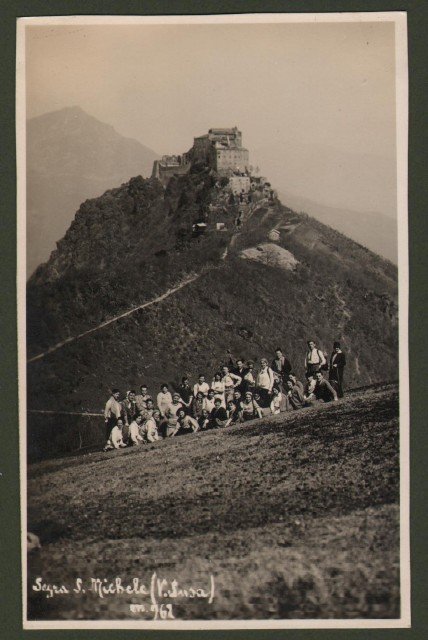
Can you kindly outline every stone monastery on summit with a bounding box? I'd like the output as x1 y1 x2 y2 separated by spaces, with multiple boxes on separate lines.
152 127 250 186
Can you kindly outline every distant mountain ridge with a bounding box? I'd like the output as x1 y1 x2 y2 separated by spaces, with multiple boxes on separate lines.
26 106 159 277
27 166 398 413
279 192 397 264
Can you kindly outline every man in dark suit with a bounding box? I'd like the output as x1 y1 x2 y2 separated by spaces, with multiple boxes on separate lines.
227 352 249 394
271 348 292 384
329 341 346 398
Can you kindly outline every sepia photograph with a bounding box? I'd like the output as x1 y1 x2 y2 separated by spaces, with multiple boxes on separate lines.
17 12 409 629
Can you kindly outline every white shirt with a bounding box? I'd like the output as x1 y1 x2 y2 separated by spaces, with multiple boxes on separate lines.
142 418 159 442
270 393 282 415
203 397 216 413
109 426 124 449
167 402 183 418
306 378 316 396
222 372 241 389
193 382 210 397
129 421 143 444
211 380 225 396
104 396 122 419
257 367 274 391
157 391 173 416
305 348 326 366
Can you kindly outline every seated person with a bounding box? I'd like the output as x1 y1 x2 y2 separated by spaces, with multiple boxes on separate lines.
306 371 338 405
169 392 184 415
226 400 241 425
203 389 217 414
103 418 127 451
176 408 199 435
141 410 161 442
270 387 283 415
135 384 152 414
285 379 305 410
192 391 205 420
129 415 144 445
288 374 304 395
140 398 155 420
163 393 183 437
208 398 229 428
304 374 317 401
232 389 242 407
240 391 263 421
198 408 210 431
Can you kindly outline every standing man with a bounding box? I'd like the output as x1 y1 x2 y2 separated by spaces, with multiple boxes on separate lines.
256 358 275 407
104 388 122 440
271 348 292 382
329 341 346 398
178 376 193 409
305 340 327 377
221 366 242 403
228 357 248 394
193 374 210 399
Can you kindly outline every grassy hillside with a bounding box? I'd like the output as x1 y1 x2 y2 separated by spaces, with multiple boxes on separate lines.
27 169 398 413
27 384 399 620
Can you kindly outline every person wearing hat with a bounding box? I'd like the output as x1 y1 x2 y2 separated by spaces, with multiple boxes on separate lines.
329 341 346 397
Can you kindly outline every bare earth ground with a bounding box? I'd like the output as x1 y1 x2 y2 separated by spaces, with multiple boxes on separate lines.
27 384 399 620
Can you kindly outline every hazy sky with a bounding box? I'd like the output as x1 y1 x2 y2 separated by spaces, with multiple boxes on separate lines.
25 20 398 217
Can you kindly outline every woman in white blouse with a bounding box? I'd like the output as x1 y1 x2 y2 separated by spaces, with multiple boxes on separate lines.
156 383 173 418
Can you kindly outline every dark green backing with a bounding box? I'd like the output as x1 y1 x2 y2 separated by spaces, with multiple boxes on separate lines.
0 1 426 638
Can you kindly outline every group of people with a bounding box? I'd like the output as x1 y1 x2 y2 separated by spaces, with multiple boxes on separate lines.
103 340 346 451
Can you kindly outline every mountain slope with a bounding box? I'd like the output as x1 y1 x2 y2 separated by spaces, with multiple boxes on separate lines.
27 167 398 413
280 192 398 264
26 106 159 277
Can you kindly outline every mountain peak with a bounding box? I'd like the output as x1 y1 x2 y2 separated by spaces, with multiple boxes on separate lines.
26 108 160 278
